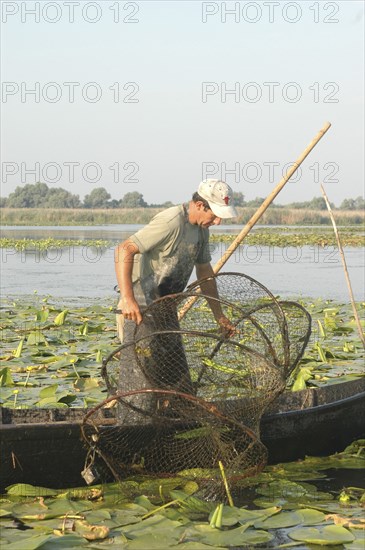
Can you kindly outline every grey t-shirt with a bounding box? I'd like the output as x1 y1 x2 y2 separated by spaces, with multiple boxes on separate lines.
129 204 211 306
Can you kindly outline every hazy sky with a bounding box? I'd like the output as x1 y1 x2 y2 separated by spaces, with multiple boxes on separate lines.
1 0 364 205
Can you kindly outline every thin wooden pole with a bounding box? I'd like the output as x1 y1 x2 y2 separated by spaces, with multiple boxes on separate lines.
213 121 331 273
179 122 331 319
320 184 365 349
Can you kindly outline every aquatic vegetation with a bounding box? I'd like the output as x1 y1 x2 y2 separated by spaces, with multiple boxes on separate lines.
289 299 365 390
1 225 364 253
1 442 364 548
0 295 117 408
0 296 364 408
0 238 110 251
210 226 365 248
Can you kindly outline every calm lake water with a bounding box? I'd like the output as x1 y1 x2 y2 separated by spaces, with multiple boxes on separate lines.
1 225 364 301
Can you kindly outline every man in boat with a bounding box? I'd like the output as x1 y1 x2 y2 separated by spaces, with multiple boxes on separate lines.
114 179 238 420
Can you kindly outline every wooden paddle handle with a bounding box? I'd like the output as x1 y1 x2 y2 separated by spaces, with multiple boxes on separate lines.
178 122 332 320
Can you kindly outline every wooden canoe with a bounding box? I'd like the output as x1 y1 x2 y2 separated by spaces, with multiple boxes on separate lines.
1 378 364 491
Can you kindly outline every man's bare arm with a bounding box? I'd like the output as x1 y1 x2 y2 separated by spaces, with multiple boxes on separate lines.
195 263 236 337
195 263 225 320
114 239 143 325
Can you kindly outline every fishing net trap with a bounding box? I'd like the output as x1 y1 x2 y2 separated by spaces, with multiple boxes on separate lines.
82 273 311 497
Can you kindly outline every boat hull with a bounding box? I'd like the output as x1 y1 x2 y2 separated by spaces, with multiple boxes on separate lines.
1 379 364 491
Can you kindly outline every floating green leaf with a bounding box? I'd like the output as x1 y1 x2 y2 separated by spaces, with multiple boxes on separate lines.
54 310 68 326
0 367 14 386
27 331 47 346
38 384 57 399
289 525 355 545
291 366 313 391
13 338 24 358
35 310 49 323
194 523 274 546
3 534 53 550
6 483 59 497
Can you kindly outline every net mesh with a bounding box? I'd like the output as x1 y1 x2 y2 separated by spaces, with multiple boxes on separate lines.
82 273 311 496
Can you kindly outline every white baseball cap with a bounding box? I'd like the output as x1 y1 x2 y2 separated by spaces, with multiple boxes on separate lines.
198 179 238 219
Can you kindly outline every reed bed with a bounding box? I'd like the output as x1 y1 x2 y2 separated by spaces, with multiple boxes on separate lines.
0 207 364 226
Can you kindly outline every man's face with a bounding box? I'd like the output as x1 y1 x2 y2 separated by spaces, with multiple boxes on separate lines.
196 203 222 227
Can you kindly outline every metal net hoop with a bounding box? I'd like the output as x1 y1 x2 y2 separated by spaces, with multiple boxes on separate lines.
83 272 311 492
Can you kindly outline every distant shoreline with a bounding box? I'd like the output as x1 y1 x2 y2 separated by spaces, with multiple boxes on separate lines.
1 207 364 226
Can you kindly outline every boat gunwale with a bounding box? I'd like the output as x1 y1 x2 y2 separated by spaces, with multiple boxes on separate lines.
1 386 364 433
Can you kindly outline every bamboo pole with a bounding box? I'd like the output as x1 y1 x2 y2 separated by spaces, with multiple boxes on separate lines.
213 121 331 273
320 184 365 349
179 122 331 319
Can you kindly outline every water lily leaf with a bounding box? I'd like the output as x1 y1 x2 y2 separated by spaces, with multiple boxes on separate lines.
138 477 183 496
289 525 355 545
73 377 99 391
254 510 303 529
119 503 150 516
265 464 326 482
6 497 88 523
134 495 157 512
27 331 48 346
44 498 92 518
195 524 273 546
208 505 243 527
35 310 49 323
0 366 14 386
39 356 67 365
125 532 180 549
58 393 77 405
347 528 365 547
106 509 141 528
11 500 50 520
54 310 68 326
298 454 365 470
36 398 69 408
74 519 110 540
297 508 327 525
0 503 15 517
39 384 58 399
291 367 313 391
123 514 183 538
179 495 215 515
79 322 88 335
256 479 333 501
4 533 53 550
175 543 226 550
83 509 111 523
13 338 25 358
344 542 365 550
6 483 59 497
208 505 280 528
36 534 87 548
256 480 308 498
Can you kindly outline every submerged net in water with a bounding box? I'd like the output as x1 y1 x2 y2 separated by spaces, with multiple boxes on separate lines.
82 273 311 495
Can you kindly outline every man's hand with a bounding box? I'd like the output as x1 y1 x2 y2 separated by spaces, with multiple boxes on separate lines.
118 297 143 325
217 315 237 338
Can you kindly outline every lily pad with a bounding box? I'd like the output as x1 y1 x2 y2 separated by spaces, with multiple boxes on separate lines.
6 484 59 497
2 533 53 550
289 525 355 545
193 523 274 546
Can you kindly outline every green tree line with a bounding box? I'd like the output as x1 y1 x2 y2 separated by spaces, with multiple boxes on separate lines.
0 182 364 210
